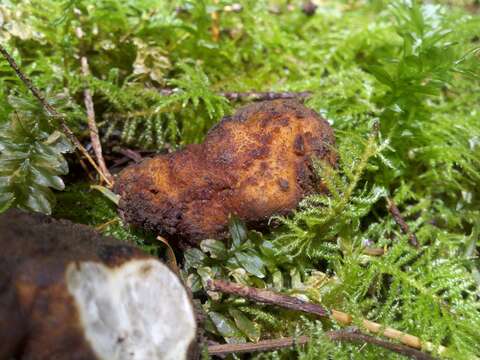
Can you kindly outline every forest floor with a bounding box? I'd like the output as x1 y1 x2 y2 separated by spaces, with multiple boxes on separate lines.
0 1 479 359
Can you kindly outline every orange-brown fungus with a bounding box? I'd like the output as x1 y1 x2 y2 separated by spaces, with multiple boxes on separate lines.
114 99 337 246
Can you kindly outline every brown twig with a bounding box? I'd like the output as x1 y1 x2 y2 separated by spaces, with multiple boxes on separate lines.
156 236 179 276
208 330 436 360
117 148 143 163
207 279 329 317
0 44 111 185
221 90 312 101
206 279 446 355
302 1 318 16
81 56 113 186
158 88 312 102
387 197 419 248
363 247 385 256
208 336 309 356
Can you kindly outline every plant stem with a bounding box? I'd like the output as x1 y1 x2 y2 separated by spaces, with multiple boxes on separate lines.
206 279 446 355
158 88 312 101
156 236 179 275
207 279 329 317
363 247 385 256
387 197 419 248
208 336 309 355
208 330 437 360
0 44 112 186
81 56 114 186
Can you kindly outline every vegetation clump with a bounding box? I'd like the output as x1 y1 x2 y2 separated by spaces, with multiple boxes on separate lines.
0 0 479 359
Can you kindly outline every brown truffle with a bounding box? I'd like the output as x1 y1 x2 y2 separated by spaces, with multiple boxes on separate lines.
0 209 197 360
115 99 337 246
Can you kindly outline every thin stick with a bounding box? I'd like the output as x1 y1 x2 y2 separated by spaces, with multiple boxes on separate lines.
81 56 113 186
208 336 309 356
363 247 385 256
207 279 329 317
387 197 419 248
95 218 119 231
206 280 446 355
156 236 179 275
158 89 312 102
117 148 143 163
208 330 436 360
0 44 111 185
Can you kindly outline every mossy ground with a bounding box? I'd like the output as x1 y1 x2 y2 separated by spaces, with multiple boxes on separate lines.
1 0 479 359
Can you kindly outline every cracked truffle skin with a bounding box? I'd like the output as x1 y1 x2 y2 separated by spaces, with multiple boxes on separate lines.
114 99 337 246
0 209 198 360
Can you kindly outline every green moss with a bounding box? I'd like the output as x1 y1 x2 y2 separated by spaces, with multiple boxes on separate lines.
1 0 479 358
54 182 160 255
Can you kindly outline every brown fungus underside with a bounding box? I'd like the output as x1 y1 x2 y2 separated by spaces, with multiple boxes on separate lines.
115 99 337 246
0 209 197 360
